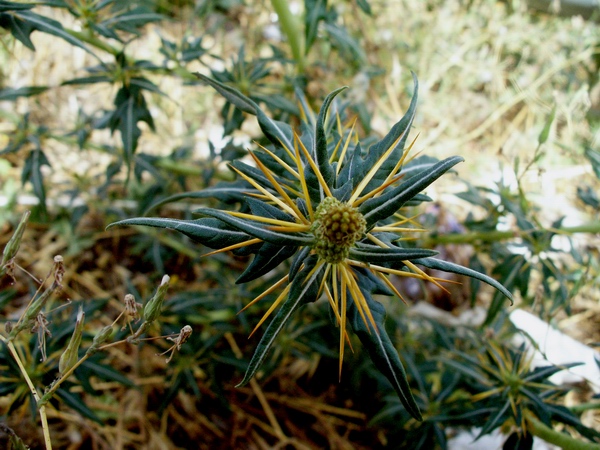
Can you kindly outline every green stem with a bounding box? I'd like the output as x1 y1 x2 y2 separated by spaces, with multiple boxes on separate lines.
155 158 205 177
270 0 305 71
569 402 600 414
64 28 119 56
525 411 600 450
1 336 53 449
425 221 600 246
560 223 600 234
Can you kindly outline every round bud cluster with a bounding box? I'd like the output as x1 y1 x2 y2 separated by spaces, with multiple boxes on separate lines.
311 197 366 264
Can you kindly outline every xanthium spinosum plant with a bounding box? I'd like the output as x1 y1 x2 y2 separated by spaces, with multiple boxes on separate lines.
110 73 512 420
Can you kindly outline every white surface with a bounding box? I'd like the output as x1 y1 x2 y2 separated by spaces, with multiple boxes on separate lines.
510 309 600 392
447 428 558 450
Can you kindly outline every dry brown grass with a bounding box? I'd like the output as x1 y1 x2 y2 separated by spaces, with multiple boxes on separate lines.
1 0 599 447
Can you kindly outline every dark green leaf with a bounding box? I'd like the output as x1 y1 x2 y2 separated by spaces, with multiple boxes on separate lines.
236 243 297 283
523 363 582 383
62 75 112 85
16 10 95 56
361 73 418 191
100 6 163 33
0 13 35 49
546 404 600 442
56 387 102 423
80 359 135 388
0 86 48 101
349 245 437 263
577 185 599 209
324 22 366 65
195 207 312 245
360 156 464 226
145 182 254 213
477 399 511 438
356 0 372 14
194 72 256 114
130 77 164 95
252 93 299 116
305 0 328 54
349 296 422 421
107 217 250 250
438 357 489 385
584 147 600 180
108 85 155 166
237 258 324 386
195 73 295 152
246 197 294 222
415 256 513 303
289 246 311 282
22 148 50 215
315 86 346 186
0 2 35 12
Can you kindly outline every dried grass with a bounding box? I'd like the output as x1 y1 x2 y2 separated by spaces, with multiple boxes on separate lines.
1 0 599 446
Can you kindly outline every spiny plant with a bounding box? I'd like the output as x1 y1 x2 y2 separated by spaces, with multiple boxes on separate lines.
109 73 513 420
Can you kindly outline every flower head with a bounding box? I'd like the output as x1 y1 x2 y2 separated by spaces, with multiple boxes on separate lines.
109 73 512 420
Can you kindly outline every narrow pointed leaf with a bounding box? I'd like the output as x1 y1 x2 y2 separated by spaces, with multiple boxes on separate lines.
194 72 256 114
349 297 422 421
237 243 297 284
108 217 250 249
289 246 311 282
237 259 324 386
22 148 50 215
359 72 418 190
17 11 95 56
315 86 347 184
476 399 511 439
0 2 35 12
101 6 163 32
195 207 312 245
414 256 513 302
545 404 600 441
246 197 295 222
196 73 295 151
361 156 464 225
349 245 437 263
0 86 47 100
146 181 255 212
0 13 35 49
523 362 582 383
305 0 327 54
56 388 102 423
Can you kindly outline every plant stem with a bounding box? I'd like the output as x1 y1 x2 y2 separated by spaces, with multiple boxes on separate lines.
425 221 600 246
155 158 205 176
525 411 600 450
569 402 600 414
270 0 305 71
0 336 53 450
64 28 119 55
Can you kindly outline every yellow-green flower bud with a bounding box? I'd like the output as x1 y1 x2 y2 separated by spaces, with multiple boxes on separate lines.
1 211 30 277
85 325 113 356
142 275 170 323
59 307 85 375
311 197 366 263
8 284 55 340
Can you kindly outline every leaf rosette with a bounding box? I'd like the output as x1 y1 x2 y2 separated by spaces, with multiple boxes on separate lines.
109 73 512 420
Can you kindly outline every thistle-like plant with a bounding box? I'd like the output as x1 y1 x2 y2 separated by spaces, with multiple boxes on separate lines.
109 73 512 420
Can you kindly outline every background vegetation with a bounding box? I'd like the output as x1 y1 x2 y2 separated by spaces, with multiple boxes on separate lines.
0 0 599 448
